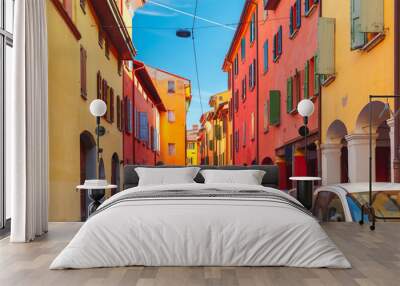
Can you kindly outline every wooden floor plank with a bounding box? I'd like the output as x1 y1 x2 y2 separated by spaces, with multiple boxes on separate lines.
0 222 399 286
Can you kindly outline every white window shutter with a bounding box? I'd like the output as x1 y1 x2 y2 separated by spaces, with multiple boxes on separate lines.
360 0 384 33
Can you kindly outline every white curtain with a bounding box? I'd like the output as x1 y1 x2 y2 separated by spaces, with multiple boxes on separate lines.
7 0 49 242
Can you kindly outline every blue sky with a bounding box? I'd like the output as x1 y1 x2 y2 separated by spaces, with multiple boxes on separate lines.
132 0 245 128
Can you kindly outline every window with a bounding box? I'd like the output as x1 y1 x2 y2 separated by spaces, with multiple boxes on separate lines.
269 90 281 126
110 88 114 122
139 112 149 141
168 143 176 156
1 0 15 229
295 0 301 29
242 121 246 146
125 98 132 133
313 191 346 222
116 96 123 131
241 76 247 101
234 90 239 112
250 12 256 43
105 38 110 59
263 100 269 132
289 0 302 37
251 112 255 140
235 130 239 152
249 59 256 90
118 60 122 76
303 60 309 98
351 0 366 49
80 46 87 99
293 69 301 106
168 110 176 122
286 77 294 113
97 71 102 99
273 26 282 61
233 54 239 75
305 0 318 15
98 28 104 48
168 80 175 93
313 55 320 95
80 0 86 13
263 40 269 73
241 37 246 60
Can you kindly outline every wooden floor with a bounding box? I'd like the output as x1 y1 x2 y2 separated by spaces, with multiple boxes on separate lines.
0 222 399 286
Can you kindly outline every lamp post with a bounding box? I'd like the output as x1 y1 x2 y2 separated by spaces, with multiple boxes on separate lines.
297 99 315 175
289 99 318 210
89 99 107 178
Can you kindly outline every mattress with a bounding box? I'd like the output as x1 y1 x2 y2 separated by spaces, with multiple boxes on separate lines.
50 183 351 269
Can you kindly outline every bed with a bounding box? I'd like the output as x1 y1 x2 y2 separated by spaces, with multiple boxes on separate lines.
50 165 351 269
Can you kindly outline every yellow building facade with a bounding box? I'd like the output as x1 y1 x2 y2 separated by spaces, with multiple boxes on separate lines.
147 66 191 165
199 91 232 166
186 125 199 166
47 0 139 221
319 0 395 185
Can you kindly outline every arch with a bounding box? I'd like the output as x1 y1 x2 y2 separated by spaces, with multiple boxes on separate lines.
261 157 273 165
326 120 348 144
111 153 120 195
80 131 96 221
355 101 391 133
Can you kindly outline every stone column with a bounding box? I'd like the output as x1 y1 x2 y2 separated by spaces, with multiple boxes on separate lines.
387 117 395 182
345 133 377 183
320 143 342 186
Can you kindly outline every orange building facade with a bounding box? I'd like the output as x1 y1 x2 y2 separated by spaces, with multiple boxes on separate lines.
146 66 192 165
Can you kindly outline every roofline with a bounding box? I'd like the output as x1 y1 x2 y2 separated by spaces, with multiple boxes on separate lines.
133 60 166 111
145 63 191 82
222 0 256 71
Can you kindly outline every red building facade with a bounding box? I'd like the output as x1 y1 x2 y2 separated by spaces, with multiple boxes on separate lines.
223 0 321 189
223 1 259 166
259 0 320 189
123 60 165 165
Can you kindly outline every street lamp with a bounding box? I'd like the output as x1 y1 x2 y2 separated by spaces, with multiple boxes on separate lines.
297 99 315 175
289 99 319 210
89 99 107 175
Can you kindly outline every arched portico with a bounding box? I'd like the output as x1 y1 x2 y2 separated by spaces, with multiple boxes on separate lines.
80 131 96 221
345 101 391 183
321 120 348 185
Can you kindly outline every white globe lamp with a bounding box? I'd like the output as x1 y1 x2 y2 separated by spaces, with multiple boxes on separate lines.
90 99 107 117
297 99 314 117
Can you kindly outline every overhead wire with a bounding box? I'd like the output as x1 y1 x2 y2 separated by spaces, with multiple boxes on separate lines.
191 0 204 115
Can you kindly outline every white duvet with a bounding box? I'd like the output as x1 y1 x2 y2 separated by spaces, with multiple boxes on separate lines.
50 183 351 269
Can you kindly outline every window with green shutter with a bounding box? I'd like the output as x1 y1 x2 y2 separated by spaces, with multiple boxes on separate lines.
263 40 269 73
286 77 293 113
314 55 320 95
351 0 366 49
304 60 309 98
269 90 281 126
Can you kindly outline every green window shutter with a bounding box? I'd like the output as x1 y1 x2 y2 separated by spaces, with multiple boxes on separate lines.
360 0 384 33
286 78 293 113
314 55 320 95
351 0 366 49
269 90 281 126
304 60 309 98
317 17 335 74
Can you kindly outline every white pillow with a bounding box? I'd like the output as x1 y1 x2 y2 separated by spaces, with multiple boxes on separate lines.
200 169 266 185
135 167 200 186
